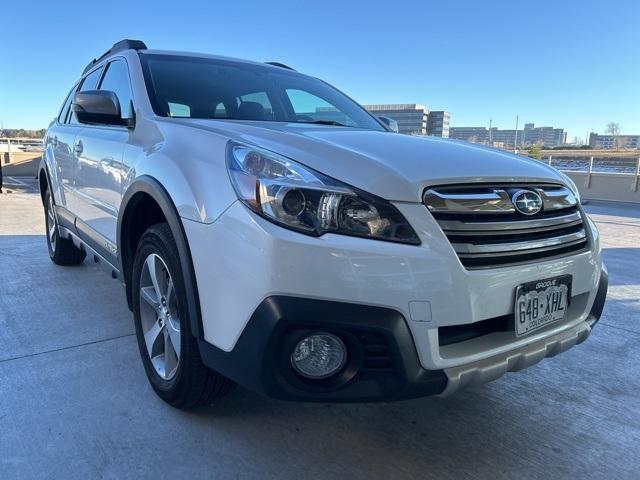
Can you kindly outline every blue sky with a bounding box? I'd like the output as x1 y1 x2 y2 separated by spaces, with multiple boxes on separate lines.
1 0 638 140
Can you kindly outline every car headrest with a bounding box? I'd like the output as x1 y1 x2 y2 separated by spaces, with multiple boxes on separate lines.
237 101 266 121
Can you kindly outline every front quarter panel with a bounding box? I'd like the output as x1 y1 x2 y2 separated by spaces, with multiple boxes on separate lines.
122 119 237 224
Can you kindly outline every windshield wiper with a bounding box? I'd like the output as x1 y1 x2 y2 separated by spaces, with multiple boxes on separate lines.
297 119 347 127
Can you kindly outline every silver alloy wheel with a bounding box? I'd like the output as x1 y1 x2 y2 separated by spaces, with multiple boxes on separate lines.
47 193 57 252
139 253 181 380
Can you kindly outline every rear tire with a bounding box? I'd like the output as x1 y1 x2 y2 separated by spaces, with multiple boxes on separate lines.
132 223 233 409
44 188 86 266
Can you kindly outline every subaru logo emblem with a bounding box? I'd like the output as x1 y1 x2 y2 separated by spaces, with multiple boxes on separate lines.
512 190 543 215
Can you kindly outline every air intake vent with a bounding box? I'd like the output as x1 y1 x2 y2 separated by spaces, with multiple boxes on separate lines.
356 331 392 370
423 184 589 269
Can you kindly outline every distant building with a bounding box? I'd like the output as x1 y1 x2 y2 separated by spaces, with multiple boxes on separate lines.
450 123 566 148
363 104 450 137
427 111 450 138
522 123 567 147
589 133 640 150
448 127 489 144
364 104 429 135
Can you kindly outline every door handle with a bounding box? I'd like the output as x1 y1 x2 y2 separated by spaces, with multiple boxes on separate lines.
74 140 83 155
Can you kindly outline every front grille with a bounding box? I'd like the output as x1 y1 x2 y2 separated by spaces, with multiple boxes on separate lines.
424 184 589 269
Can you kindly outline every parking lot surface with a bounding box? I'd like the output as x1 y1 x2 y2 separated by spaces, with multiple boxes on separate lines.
1 179 639 479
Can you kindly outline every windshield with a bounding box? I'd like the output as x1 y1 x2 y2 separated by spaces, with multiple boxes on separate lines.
139 53 384 130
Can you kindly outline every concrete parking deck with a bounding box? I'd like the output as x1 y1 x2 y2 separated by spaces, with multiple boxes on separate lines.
1 178 638 479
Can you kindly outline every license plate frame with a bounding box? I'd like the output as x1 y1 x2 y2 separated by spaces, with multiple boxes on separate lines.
514 275 572 337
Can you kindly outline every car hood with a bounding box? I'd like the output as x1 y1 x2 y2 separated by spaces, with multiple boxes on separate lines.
172 119 567 202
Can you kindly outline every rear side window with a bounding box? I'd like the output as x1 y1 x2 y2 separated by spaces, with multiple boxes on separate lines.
70 66 104 124
99 60 134 120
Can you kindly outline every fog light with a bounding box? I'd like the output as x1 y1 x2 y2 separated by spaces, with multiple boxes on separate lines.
291 332 346 379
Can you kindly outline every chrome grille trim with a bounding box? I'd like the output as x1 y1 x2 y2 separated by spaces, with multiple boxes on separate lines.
438 211 583 233
452 230 587 254
424 185 577 214
457 238 588 259
423 184 588 269
424 189 515 213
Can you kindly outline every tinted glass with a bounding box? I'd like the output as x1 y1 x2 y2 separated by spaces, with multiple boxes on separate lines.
79 66 104 92
70 66 104 124
140 54 383 130
58 85 77 124
237 91 275 120
168 102 190 117
285 89 358 127
99 60 133 119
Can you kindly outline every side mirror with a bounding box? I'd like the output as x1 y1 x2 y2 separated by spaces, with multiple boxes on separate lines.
378 116 399 133
72 90 129 127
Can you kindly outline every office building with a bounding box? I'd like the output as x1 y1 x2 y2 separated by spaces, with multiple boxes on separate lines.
363 104 450 137
364 104 429 135
448 127 490 143
450 123 567 148
589 133 640 150
522 123 567 147
426 111 450 138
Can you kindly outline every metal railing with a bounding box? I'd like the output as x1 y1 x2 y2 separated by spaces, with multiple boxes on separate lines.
541 155 640 192
537 154 640 203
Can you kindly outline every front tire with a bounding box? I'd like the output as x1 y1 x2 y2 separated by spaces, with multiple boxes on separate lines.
44 189 86 265
132 223 233 409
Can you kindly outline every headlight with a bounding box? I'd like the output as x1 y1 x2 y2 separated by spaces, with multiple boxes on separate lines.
226 141 420 245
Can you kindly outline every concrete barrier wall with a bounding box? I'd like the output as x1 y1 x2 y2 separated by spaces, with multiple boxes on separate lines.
565 171 640 204
2 152 42 176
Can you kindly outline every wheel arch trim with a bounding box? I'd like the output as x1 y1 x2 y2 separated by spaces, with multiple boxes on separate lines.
38 158 53 206
118 175 204 338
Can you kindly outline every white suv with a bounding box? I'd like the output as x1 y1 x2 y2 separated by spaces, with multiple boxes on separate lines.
40 40 608 408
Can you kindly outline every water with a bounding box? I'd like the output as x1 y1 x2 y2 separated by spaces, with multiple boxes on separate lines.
539 157 639 174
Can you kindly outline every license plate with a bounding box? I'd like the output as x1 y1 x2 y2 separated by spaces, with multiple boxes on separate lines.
514 275 571 337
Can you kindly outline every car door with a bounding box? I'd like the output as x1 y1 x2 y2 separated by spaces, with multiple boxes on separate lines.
74 58 133 248
47 83 82 209
55 65 105 216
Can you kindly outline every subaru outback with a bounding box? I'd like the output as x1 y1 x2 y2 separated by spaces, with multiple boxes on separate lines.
40 39 608 408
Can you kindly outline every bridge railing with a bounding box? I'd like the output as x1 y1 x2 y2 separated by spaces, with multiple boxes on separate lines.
540 154 640 203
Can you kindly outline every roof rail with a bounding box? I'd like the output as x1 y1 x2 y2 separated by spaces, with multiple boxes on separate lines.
265 61 295 71
82 39 148 75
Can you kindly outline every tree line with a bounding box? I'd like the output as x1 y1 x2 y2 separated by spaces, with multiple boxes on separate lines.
0 128 46 139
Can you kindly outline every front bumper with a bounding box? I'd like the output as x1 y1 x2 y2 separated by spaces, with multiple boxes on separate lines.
198 269 607 401
198 296 448 402
185 201 604 367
